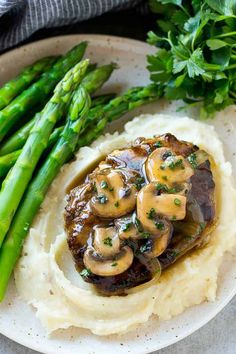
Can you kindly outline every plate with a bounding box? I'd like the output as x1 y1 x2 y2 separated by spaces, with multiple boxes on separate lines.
0 34 236 354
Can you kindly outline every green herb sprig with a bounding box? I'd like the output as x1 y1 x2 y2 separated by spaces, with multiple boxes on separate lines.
148 0 236 118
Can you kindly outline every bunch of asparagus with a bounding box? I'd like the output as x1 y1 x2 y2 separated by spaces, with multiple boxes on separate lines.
0 42 161 300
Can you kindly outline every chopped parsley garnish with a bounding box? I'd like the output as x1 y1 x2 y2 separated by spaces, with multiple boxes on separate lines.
154 141 162 148
155 221 165 230
184 235 193 241
109 187 114 192
121 223 132 232
114 201 119 207
141 232 151 239
97 195 108 204
140 243 149 253
134 177 145 190
111 262 118 267
147 207 156 220
103 237 113 247
80 268 92 277
174 198 181 206
93 184 97 193
200 222 206 231
172 215 177 221
188 153 198 169
162 150 172 160
156 183 177 194
162 175 168 181
168 158 185 170
170 250 179 259
100 180 108 189
134 217 143 232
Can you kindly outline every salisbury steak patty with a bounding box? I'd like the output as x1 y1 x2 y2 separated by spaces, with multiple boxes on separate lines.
64 134 216 295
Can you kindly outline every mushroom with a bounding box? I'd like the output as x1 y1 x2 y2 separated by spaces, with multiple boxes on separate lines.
142 229 172 259
114 216 140 240
90 168 138 218
137 183 187 231
83 246 134 277
93 226 120 257
145 147 194 184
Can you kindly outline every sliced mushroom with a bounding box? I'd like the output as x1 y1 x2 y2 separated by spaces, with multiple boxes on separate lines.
146 147 194 184
137 183 187 231
93 226 120 257
144 229 172 258
83 246 134 277
114 216 140 240
90 168 138 218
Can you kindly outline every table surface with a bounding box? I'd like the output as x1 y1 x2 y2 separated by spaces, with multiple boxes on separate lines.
0 6 236 354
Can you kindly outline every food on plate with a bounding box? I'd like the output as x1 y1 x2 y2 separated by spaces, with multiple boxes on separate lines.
65 132 216 295
0 59 90 248
0 29 235 340
0 73 160 300
0 42 87 142
0 56 58 111
0 65 116 178
14 114 236 335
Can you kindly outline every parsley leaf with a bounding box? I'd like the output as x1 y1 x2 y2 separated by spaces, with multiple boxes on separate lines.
147 0 236 117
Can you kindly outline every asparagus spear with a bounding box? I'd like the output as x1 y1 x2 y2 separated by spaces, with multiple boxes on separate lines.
0 65 116 178
80 83 163 141
0 65 115 156
0 42 87 142
91 93 116 107
0 126 64 179
0 83 162 301
0 86 91 302
0 59 89 248
0 57 58 111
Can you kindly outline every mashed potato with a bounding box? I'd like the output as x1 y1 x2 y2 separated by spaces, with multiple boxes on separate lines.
15 114 236 335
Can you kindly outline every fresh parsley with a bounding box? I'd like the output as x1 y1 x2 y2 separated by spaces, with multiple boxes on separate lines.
103 237 113 247
147 0 236 117
80 268 92 277
97 195 108 204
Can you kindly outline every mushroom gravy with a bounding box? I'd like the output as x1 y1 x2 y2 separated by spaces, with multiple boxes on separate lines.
64 133 216 295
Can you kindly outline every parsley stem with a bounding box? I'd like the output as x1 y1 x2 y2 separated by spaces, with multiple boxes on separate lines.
214 31 236 39
179 5 190 18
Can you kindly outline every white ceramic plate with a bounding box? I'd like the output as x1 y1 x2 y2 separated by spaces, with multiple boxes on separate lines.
0 34 236 354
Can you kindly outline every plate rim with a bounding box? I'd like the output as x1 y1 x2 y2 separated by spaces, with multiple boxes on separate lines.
0 33 235 354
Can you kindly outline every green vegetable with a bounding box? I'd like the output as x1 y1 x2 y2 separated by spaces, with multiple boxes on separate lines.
0 126 64 179
187 152 198 169
0 56 58 111
155 221 164 230
103 237 113 246
98 195 108 204
100 180 108 189
0 64 119 300
0 82 161 301
80 268 92 277
0 65 116 157
91 93 116 107
0 42 87 142
148 0 236 117
147 207 156 219
0 150 21 178
156 182 177 193
174 197 181 206
0 59 89 249
77 84 163 147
